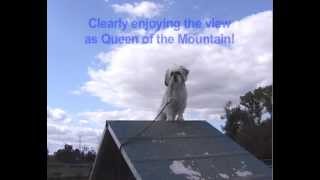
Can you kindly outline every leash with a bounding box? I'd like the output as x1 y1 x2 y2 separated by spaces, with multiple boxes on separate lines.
116 99 172 179
119 99 173 151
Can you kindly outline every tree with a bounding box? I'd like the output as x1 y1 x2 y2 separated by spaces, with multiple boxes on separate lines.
240 85 272 125
85 150 96 162
52 144 96 163
223 85 272 159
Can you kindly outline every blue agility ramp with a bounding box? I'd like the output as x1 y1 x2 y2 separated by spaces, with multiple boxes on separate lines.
90 121 272 180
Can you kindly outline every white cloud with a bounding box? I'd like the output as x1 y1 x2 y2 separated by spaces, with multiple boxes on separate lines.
81 11 272 121
47 108 157 152
79 120 89 124
70 89 82 95
47 107 72 123
111 1 163 18
78 109 155 126
47 121 103 153
47 107 104 153
77 107 226 133
55 11 272 146
47 124 71 135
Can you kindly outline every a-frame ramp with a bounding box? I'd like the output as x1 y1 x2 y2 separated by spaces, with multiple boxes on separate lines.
90 120 272 180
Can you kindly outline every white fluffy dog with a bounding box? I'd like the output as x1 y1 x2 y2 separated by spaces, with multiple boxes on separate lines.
156 65 189 121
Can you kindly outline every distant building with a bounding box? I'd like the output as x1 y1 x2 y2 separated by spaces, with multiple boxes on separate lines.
89 121 272 180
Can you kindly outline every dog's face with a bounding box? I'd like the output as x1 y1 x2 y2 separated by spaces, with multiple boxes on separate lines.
165 66 189 86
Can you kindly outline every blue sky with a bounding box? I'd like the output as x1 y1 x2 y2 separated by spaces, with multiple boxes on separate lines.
47 0 272 152
48 0 271 114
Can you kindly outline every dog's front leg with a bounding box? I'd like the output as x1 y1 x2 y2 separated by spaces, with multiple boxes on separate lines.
177 113 184 121
166 109 175 121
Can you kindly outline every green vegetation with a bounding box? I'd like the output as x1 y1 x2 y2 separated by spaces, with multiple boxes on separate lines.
47 144 96 180
223 85 272 160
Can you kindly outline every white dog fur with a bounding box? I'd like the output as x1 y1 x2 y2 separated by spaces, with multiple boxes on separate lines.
156 65 189 121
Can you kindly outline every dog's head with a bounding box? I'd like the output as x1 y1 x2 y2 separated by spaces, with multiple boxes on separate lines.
164 65 189 86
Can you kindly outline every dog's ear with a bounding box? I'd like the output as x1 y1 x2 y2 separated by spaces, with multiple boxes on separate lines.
181 67 189 81
164 69 170 86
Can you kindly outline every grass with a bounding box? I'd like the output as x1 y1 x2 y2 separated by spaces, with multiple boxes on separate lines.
47 161 92 180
